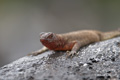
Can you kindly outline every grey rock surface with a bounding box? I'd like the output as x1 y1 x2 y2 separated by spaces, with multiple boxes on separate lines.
1 37 120 80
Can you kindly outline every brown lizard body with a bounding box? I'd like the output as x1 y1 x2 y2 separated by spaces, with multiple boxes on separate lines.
29 30 120 57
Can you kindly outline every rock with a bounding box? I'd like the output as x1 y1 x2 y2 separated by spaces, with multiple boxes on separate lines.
1 37 120 80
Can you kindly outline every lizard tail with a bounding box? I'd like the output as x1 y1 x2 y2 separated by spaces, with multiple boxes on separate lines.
102 30 120 40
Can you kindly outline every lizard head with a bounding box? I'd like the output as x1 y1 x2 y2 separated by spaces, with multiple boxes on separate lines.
39 32 63 50
40 32 57 42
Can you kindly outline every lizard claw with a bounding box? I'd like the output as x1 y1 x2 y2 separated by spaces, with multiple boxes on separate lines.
66 51 77 58
27 52 39 56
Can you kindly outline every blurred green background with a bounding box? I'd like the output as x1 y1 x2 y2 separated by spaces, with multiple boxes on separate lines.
0 0 120 67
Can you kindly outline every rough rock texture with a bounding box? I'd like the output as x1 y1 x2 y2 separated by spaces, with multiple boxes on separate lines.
1 37 120 80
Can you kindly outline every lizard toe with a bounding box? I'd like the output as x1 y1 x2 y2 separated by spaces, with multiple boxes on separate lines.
66 51 77 58
28 52 39 56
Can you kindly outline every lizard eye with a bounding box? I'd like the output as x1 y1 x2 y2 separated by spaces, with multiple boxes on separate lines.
48 34 53 38
46 32 53 38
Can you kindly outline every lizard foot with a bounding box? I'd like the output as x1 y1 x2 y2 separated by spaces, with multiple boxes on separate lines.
66 51 77 58
27 52 39 56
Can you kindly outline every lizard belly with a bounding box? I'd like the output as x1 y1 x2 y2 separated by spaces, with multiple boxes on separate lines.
54 42 76 51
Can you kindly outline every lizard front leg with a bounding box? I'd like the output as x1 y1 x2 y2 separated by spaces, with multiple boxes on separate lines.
66 41 81 58
28 46 49 56
67 38 96 58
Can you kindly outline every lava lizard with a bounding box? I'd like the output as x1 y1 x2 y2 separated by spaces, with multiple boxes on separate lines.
28 30 120 57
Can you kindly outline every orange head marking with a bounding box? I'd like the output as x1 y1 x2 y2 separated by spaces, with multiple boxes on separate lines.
40 32 64 50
